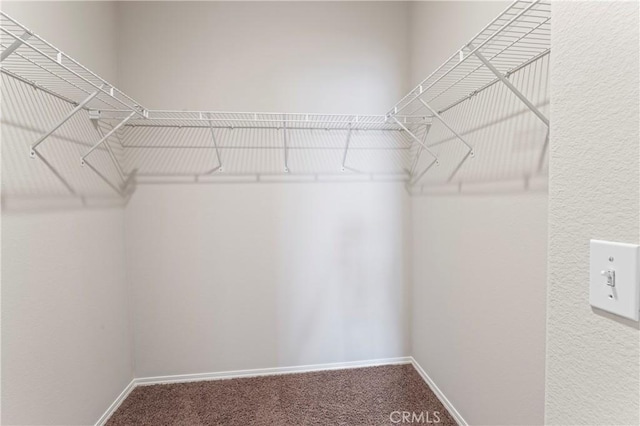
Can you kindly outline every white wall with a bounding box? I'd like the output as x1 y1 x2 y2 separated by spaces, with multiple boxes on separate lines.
10 3 635 426
2 1 118 83
1 2 134 425
117 1 413 377
408 1 510 89
409 2 548 425
546 2 640 424
116 1 410 113
126 183 410 376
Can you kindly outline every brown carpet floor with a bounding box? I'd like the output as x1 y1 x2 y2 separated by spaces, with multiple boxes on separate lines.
106 364 456 425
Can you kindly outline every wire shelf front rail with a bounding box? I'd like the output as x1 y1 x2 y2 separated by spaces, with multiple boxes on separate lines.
95 110 431 131
387 0 550 185
1 0 550 194
0 11 146 169
98 111 429 180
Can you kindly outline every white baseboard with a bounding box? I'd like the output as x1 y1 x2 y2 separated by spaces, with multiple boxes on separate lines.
98 357 464 425
95 378 136 426
410 357 467 426
135 356 412 385
96 356 411 425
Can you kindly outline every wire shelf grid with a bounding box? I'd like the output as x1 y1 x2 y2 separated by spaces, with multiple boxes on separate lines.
96 110 430 131
1 0 550 194
0 12 145 114
388 0 550 121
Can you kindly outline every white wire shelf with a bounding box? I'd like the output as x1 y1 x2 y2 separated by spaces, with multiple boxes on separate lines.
105 113 421 179
91 111 428 181
1 0 550 195
388 0 550 121
0 12 145 114
97 110 430 131
387 0 550 186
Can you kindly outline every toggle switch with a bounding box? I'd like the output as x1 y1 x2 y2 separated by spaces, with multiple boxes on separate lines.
590 240 640 321
600 269 615 287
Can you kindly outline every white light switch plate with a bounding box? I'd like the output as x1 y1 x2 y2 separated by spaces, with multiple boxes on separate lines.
590 240 640 321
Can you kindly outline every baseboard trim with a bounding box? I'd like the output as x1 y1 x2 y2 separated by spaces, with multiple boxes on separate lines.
95 378 136 426
98 359 468 425
135 356 412 386
96 357 411 424
410 357 467 426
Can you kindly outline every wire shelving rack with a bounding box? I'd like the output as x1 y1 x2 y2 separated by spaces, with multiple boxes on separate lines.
1 0 550 196
388 0 550 184
0 12 145 117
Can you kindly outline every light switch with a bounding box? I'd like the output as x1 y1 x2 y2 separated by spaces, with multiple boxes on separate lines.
590 240 640 321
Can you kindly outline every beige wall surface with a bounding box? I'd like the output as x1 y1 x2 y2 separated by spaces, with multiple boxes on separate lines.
546 2 640 424
3 1 119 83
7 3 633 426
126 183 411 377
116 1 411 113
409 2 548 425
115 1 414 377
1 2 134 425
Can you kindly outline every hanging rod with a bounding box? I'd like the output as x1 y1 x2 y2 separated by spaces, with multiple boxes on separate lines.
388 0 550 118
0 0 550 194
387 0 550 186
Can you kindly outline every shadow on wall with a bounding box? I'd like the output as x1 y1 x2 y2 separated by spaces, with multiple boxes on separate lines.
1 74 132 212
2 69 414 205
409 54 550 196
2 52 549 211
120 124 413 180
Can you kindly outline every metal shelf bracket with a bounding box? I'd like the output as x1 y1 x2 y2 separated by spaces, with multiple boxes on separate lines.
0 30 30 61
29 88 101 158
283 116 289 173
417 98 474 157
81 110 136 164
341 123 353 172
207 113 223 173
409 123 432 181
392 116 439 165
467 43 549 127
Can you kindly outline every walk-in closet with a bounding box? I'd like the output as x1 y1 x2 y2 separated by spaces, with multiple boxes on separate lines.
2 1 639 425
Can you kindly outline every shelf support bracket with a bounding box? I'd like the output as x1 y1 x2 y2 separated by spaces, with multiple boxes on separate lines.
283 116 289 173
207 113 223 173
81 111 136 164
1 31 31 62
417 99 474 183
409 123 432 179
468 43 549 127
392 117 439 165
92 120 127 183
29 89 101 158
417 98 474 156
341 123 353 172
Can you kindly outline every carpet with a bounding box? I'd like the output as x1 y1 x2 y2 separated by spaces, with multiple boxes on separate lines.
106 364 456 425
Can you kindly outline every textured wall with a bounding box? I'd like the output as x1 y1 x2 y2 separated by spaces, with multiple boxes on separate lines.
546 2 640 424
409 2 548 425
1 2 134 425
